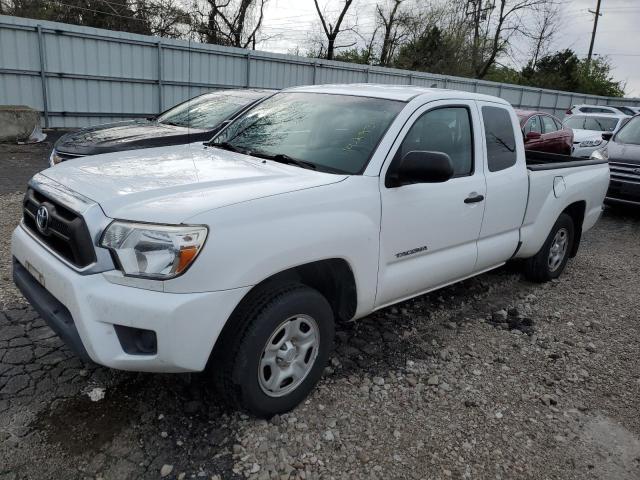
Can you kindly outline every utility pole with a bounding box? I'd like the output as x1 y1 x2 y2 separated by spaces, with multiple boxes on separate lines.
587 0 602 69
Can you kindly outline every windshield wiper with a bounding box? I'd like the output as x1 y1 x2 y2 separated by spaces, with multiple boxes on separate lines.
209 141 249 154
250 151 317 170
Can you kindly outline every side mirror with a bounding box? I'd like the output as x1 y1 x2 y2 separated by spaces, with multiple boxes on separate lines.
525 131 541 141
602 132 613 141
388 151 454 187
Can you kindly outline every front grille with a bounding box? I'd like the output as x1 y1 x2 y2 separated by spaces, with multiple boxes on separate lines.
23 188 96 268
608 161 640 184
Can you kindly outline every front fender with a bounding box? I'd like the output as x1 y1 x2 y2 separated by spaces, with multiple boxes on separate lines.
165 177 382 318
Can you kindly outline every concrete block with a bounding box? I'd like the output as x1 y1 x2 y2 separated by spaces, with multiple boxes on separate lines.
0 106 41 142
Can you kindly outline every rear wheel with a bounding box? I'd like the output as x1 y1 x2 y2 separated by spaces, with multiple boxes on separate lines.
212 283 334 418
524 213 575 282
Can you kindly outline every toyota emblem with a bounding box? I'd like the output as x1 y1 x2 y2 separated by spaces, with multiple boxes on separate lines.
36 205 50 234
634 168 640 176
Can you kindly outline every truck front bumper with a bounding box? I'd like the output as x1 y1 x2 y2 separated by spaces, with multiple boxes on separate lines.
11 225 250 373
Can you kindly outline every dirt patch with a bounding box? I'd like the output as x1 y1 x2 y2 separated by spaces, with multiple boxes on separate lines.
32 380 141 455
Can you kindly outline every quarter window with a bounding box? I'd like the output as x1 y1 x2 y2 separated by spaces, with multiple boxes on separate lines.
397 107 474 176
482 106 517 172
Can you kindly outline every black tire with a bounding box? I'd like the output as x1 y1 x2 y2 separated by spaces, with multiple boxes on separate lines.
212 283 334 418
524 213 575 282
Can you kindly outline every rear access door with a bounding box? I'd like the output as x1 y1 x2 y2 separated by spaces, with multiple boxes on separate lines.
474 102 529 271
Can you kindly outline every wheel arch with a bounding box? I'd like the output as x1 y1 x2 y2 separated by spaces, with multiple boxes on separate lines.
208 258 357 365
562 200 586 257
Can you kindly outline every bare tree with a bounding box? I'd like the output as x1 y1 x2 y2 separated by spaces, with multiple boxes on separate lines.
526 2 559 69
313 0 355 60
135 0 193 39
466 0 549 79
376 0 406 66
196 0 268 48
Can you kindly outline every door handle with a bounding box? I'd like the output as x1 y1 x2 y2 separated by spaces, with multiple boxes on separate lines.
464 194 485 204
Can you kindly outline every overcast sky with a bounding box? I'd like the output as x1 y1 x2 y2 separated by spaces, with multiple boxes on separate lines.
257 0 640 98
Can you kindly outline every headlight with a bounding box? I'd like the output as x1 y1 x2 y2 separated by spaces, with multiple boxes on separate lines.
100 221 208 279
579 139 602 148
590 148 608 161
49 150 63 166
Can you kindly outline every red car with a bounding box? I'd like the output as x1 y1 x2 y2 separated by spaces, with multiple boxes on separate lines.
515 110 573 155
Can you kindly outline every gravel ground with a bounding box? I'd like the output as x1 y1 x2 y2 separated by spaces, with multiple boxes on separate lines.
1 140 639 480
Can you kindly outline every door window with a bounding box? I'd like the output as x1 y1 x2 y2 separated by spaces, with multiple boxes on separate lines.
482 106 517 172
397 107 473 176
541 116 557 133
524 116 541 135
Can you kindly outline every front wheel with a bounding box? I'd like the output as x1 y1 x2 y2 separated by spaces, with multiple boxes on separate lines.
213 284 335 418
524 213 575 282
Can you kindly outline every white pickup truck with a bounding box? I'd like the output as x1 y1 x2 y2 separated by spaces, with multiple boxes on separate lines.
12 84 609 417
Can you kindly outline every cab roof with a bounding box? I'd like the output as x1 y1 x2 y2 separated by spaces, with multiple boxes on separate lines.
283 83 512 104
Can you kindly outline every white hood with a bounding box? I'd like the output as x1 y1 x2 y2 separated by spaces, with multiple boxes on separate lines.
572 128 606 143
41 143 347 224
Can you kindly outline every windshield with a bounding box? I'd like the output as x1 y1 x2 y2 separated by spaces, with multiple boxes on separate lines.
615 116 640 145
211 92 405 174
615 106 635 115
157 92 259 129
564 116 619 132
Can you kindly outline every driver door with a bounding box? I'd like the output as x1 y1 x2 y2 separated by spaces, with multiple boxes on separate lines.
376 100 486 308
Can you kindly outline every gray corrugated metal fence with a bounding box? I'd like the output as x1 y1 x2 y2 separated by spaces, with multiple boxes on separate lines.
1 14 639 128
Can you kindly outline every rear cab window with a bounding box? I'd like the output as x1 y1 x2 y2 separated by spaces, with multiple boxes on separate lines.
481 106 517 172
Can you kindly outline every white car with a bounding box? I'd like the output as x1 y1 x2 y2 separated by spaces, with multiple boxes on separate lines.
563 113 630 158
12 84 610 417
605 105 637 116
566 104 632 116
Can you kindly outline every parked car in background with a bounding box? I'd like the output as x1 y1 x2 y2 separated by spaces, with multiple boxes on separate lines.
516 110 573 155
49 89 274 166
591 114 640 206
566 104 631 116
563 114 630 158
13 85 609 417
606 105 637 116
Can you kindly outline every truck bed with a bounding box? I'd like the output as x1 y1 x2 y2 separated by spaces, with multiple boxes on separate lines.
525 150 608 171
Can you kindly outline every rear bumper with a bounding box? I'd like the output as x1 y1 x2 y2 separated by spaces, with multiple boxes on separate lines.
11 225 250 372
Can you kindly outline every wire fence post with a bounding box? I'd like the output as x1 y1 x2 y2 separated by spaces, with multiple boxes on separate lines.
365 67 370 83
36 25 49 128
246 51 251 88
157 41 163 113
537 89 543 110
518 88 525 109
408 73 413 85
312 61 318 85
